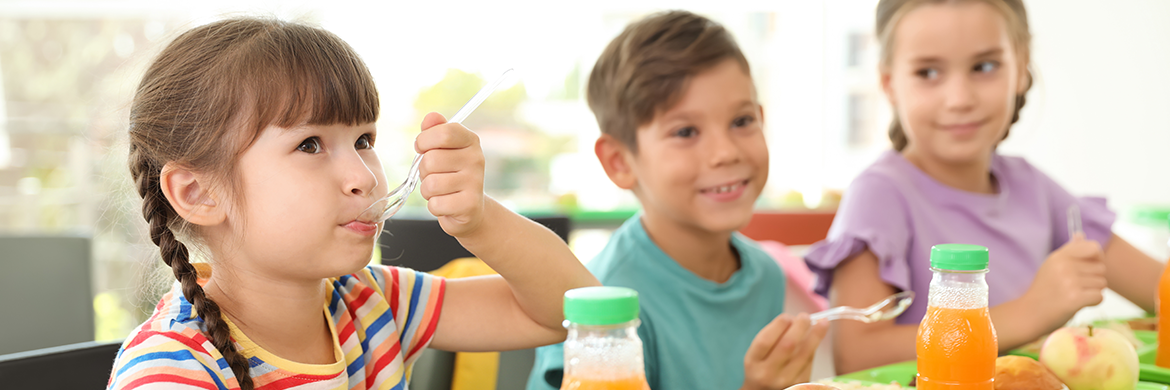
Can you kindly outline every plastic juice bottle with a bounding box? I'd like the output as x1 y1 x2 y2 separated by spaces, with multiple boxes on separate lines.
1158 216 1170 368
916 244 997 389
560 286 651 390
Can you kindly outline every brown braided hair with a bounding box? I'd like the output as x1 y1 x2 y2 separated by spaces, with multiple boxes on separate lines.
129 17 378 389
876 0 1033 151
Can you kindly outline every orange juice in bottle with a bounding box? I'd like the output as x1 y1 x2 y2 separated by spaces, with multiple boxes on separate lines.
1158 216 1170 367
916 244 997 389
561 287 651 390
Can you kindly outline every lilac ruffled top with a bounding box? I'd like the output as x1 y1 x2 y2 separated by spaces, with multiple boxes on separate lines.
805 151 1115 324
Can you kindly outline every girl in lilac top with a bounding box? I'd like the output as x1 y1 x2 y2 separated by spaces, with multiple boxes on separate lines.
806 0 1164 373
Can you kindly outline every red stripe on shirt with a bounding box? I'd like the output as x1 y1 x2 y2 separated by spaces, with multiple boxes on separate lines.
388 267 401 315
124 373 221 390
369 339 402 381
255 372 344 390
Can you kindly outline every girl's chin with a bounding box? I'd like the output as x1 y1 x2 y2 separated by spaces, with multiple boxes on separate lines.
930 141 997 163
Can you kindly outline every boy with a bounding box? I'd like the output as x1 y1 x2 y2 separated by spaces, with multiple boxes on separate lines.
527 10 827 390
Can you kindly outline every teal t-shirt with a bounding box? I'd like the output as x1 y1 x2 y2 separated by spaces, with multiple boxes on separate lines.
527 216 787 390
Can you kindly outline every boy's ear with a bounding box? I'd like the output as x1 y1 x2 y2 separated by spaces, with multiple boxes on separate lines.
594 134 637 190
159 163 226 226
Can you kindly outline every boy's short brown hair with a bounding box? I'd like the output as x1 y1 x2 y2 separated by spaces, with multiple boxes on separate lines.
587 10 751 151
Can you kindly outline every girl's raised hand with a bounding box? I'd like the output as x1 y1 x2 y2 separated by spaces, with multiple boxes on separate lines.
1027 233 1107 321
416 112 486 238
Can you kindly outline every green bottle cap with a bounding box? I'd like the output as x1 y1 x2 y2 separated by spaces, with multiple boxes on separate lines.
930 244 990 271
563 286 639 326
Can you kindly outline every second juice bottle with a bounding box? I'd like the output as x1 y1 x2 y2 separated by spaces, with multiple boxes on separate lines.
916 244 997 389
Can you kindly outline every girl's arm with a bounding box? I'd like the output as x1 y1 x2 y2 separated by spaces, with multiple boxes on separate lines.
829 250 917 374
411 112 600 352
1102 233 1163 313
831 244 1104 374
433 199 600 351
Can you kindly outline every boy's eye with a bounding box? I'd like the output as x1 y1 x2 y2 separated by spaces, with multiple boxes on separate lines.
297 137 322 154
355 133 373 149
732 115 755 128
915 67 939 80
672 126 698 138
973 61 999 74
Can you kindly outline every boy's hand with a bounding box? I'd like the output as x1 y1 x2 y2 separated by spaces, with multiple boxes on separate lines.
741 313 829 390
416 112 485 238
1027 233 1107 320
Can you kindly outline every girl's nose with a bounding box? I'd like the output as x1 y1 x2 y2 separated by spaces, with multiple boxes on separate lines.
342 151 379 197
944 76 977 111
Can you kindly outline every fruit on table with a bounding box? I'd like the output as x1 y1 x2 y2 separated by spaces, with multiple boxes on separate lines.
1039 325 1139 390
784 384 839 390
993 355 1063 390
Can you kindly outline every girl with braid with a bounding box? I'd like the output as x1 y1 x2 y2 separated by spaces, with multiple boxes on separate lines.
107 17 599 390
804 0 1164 373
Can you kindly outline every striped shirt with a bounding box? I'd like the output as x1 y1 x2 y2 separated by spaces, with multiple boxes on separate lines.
107 265 446 390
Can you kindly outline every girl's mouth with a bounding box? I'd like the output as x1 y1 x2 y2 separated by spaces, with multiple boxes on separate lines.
342 220 379 236
939 119 986 134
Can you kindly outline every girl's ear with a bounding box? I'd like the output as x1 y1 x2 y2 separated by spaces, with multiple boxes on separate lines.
880 66 896 108
1016 58 1031 95
594 134 637 190
159 162 226 226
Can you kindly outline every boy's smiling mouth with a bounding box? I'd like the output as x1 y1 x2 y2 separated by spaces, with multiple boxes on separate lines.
699 179 750 201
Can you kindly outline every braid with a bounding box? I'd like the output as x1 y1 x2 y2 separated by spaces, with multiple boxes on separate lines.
888 116 909 152
1004 69 1033 140
131 147 255 390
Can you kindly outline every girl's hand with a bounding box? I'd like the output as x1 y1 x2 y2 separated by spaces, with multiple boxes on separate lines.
1027 234 1107 320
416 112 486 238
741 313 829 390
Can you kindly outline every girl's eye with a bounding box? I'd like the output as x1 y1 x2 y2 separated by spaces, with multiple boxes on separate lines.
915 67 939 80
672 126 698 138
974 61 999 74
355 133 373 150
297 137 322 154
732 115 755 128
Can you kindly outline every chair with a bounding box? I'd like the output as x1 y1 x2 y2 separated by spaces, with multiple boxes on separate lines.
389 215 569 390
0 235 93 355
0 340 122 389
379 215 571 272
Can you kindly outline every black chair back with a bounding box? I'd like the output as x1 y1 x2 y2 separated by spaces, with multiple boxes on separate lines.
0 340 122 389
379 215 570 272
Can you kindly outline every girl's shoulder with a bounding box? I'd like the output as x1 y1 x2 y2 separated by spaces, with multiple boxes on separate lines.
108 290 228 389
839 151 919 207
991 153 1052 183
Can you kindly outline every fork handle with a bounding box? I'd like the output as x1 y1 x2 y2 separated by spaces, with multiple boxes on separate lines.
809 307 868 322
809 307 847 322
